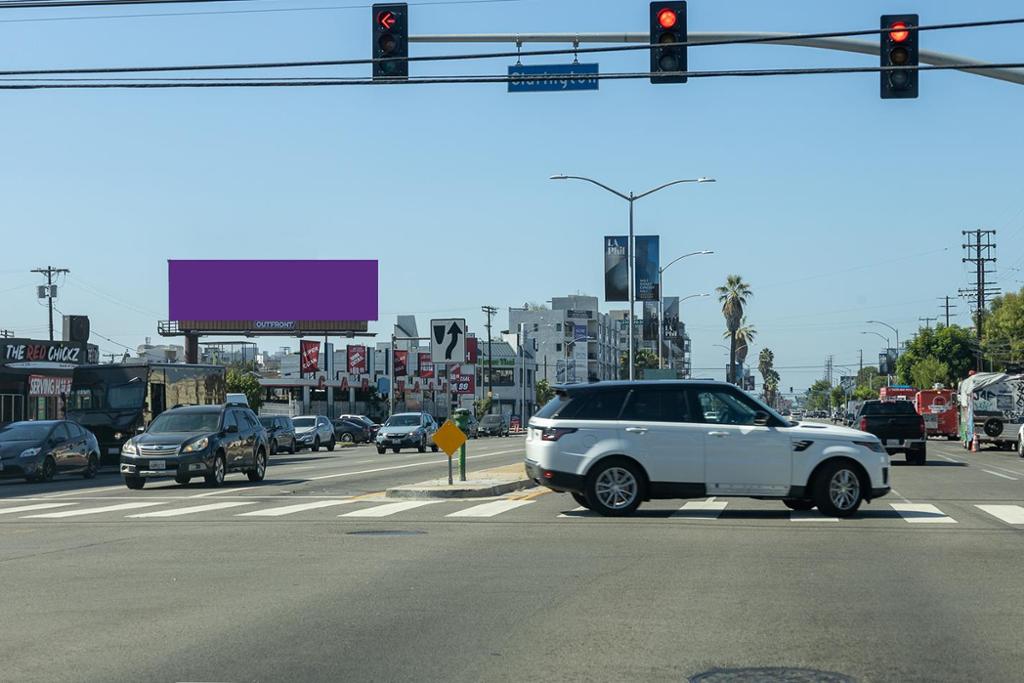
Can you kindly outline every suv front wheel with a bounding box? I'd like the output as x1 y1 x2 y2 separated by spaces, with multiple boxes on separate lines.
205 453 226 487
585 459 643 517
813 461 864 517
247 449 267 482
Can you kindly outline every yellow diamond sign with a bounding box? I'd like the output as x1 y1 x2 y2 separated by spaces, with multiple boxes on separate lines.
433 420 467 457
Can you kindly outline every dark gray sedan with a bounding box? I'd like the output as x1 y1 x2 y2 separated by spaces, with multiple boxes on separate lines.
0 420 100 483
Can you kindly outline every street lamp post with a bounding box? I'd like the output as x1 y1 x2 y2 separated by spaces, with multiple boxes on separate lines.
550 174 715 380
867 320 900 354
658 253 713 369
861 330 893 387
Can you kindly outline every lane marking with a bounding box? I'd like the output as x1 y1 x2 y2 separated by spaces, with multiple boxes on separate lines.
983 469 1019 481
513 488 548 501
128 502 254 518
0 503 75 515
558 506 590 518
975 463 1024 477
976 504 1024 525
890 488 912 504
39 484 127 498
672 501 728 519
446 500 534 518
340 500 441 517
189 486 261 499
22 501 165 518
932 453 961 463
790 511 839 522
237 500 356 517
310 449 521 481
890 503 957 524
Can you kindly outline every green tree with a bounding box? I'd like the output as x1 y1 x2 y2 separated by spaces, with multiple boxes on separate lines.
757 348 780 408
805 379 832 412
716 275 752 384
909 356 950 389
473 396 493 420
535 378 555 407
225 368 262 410
853 366 884 400
830 386 847 411
619 349 660 379
730 318 757 368
984 288 1024 370
896 324 976 386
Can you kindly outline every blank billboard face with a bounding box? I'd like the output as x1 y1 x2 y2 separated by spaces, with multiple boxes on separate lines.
168 260 378 321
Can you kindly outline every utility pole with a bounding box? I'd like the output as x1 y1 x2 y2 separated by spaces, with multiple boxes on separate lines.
481 305 497 412
960 229 999 370
0 329 13 339
919 317 937 330
938 296 957 327
31 266 69 341
859 349 863 372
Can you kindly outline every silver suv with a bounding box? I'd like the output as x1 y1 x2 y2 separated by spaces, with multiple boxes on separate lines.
292 415 335 452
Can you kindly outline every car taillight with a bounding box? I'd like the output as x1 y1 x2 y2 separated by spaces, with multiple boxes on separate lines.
858 417 868 432
919 416 926 434
540 427 577 442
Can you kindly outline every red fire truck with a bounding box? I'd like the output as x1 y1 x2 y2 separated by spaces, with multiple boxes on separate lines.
879 386 916 402
915 389 958 440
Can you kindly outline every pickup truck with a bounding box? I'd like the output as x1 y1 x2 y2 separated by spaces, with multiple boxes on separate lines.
856 400 927 465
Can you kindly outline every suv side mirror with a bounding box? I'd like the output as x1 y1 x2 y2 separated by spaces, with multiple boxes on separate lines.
225 424 239 434
753 411 770 427
136 426 146 434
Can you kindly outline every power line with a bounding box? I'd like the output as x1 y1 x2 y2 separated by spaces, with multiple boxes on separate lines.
4 16 1024 76
0 0 528 9
3 61 1024 88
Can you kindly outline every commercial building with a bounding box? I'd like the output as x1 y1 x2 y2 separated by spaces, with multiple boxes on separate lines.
0 337 98 423
609 308 693 378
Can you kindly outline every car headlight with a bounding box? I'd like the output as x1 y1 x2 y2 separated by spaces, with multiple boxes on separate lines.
854 440 884 453
19 447 41 459
121 441 138 455
182 437 209 453
114 432 124 440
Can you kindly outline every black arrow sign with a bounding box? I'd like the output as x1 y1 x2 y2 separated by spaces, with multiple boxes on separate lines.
445 321 463 360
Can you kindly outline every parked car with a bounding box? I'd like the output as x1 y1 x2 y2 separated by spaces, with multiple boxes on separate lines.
119 404 269 489
525 380 890 518
478 414 510 437
226 392 250 407
453 408 478 438
855 400 927 465
332 418 370 444
292 415 336 452
376 412 439 454
341 414 380 439
259 415 297 455
0 420 100 483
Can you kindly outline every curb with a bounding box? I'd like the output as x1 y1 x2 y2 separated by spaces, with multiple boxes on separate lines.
385 477 534 499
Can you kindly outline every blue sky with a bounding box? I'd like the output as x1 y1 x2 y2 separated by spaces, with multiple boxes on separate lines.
2 0 1022 390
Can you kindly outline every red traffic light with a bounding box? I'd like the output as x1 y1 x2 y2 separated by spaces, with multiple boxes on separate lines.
657 8 677 29
889 21 909 43
377 10 397 30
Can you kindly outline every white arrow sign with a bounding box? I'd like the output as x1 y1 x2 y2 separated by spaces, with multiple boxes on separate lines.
431 318 466 363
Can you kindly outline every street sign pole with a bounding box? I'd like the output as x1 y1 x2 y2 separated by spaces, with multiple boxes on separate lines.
448 444 453 485
459 443 466 482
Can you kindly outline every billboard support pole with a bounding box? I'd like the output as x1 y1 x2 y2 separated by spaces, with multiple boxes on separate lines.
389 333 395 418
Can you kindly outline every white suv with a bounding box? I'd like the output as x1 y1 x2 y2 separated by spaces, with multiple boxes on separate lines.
525 381 890 518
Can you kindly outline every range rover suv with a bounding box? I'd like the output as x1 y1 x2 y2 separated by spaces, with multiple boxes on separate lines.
119 404 269 489
525 380 889 517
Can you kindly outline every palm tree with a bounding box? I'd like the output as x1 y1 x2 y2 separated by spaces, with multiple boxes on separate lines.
716 275 752 384
733 319 757 368
758 348 779 407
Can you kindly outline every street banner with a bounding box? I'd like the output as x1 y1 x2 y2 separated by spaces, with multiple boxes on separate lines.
299 340 320 374
635 235 660 301
451 365 476 395
28 375 72 397
466 337 478 363
394 349 408 377
604 236 629 302
573 324 588 343
347 345 367 374
643 301 659 341
418 352 434 379
662 297 680 339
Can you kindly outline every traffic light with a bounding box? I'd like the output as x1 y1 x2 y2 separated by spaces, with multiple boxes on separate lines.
649 2 687 84
880 13 918 99
372 3 408 81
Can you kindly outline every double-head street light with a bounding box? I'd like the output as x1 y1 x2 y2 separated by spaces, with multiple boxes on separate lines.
867 320 899 353
860 330 891 348
658 253 713 369
549 174 715 380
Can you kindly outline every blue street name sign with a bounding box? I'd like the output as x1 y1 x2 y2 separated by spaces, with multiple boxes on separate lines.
507 63 599 93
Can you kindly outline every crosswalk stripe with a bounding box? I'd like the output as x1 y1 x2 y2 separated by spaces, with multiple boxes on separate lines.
557 506 590 518
340 501 440 517
976 504 1024 525
0 503 75 515
790 511 839 522
890 503 957 524
22 502 165 519
672 501 728 519
127 502 255 518
446 500 534 518
237 500 355 517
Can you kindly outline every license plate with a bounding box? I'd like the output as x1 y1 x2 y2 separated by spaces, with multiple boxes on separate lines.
148 460 165 470
108 447 121 455
886 439 904 446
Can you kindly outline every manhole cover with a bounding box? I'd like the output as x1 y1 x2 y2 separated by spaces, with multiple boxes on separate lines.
346 530 427 537
691 668 855 683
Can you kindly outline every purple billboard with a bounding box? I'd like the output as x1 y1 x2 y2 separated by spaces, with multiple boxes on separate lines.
168 260 378 321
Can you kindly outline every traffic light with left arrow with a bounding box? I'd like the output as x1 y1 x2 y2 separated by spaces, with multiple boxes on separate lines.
372 3 409 81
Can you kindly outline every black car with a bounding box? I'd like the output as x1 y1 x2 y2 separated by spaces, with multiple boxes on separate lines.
341 414 380 439
478 414 510 437
119 404 269 489
0 420 100 483
259 415 297 455
332 418 370 444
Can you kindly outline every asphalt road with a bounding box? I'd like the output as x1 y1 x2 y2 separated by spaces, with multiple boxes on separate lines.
3 436 1024 682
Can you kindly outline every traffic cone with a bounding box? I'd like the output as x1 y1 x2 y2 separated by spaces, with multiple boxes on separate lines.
971 434 979 452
